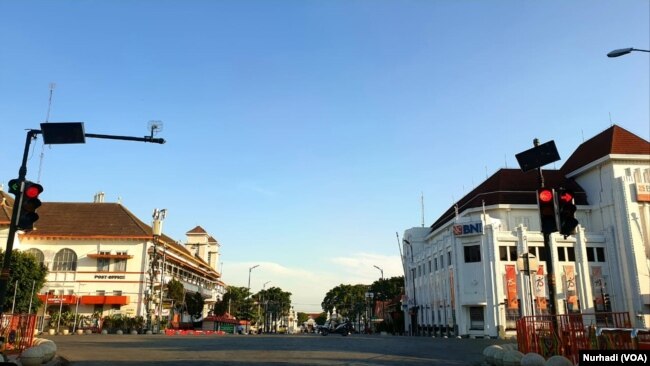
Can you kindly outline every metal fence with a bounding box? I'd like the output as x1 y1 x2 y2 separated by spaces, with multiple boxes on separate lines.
0 314 37 354
516 312 640 364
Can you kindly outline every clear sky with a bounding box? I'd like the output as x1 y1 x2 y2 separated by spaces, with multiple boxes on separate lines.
1 0 648 313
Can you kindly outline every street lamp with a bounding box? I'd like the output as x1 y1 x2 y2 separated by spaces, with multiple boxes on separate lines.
373 265 385 327
403 239 418 336
373 265 384 280
248 265 260 292
607 47 650 58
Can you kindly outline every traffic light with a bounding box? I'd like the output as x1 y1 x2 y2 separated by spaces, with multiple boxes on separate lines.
556 189 579 238
537 187 557 234
17 181 43 231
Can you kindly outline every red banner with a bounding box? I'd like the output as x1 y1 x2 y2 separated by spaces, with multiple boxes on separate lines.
506 265 518 309
536 265 547 310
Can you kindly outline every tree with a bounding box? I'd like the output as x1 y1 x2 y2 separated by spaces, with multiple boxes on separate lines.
213 286 252 320
297 312 309 325
369 276 403 302
321 283 368 319
166 279 185 309
254 286 291 331
185 291 204 318
1 249 48 313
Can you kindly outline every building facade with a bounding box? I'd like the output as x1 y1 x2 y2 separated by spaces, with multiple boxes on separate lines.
0 193 226 327
402 125 650 338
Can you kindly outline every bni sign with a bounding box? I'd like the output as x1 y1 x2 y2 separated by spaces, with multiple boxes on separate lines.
453 222 483 236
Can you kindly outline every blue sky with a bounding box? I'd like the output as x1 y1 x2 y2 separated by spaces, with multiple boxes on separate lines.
1 0 648 312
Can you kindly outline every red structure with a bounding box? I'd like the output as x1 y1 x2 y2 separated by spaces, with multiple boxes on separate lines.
0 314 37 354
516 312 645 364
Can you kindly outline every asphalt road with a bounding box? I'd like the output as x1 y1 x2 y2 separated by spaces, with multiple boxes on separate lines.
45 333 508 365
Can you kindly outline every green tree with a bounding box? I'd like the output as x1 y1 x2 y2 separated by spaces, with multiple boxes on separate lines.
254 286 291 331
166 279 185 309
0 249 48 313
314 312 327 325
297 312 309 325
369 276 403 302
213 286 251 320
185 291 205 318
321 283 368 319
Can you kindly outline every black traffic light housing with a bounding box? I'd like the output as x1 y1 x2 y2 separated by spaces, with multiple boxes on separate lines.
556 188 579 238
8 180 44 231
537 187 557 234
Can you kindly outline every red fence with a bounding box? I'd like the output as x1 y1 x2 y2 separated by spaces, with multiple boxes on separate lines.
0 314 37 354
516 312 638 364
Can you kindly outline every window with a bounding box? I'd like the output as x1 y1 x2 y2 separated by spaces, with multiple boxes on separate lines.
586 248 595 262
114 259 126 272
537 247 547 262
469 306 485 330
447 251 452 266
428 260 432 273
24 248 45 265
499 246 508 261
557 247 566 262
434 258 438 271
97 258 110 272
96 290 105 296
113 290 122 296
596 247 606 262
567 247 576 262
52 249 77 271
509 246 518 261
464 245 481 263
440 255 444 269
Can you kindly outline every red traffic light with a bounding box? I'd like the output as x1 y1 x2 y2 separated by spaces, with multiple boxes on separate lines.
25 184 43 199
559 191 574 202
539 189 553 203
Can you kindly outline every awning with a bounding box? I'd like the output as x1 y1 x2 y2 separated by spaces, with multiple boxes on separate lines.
80 295 130 305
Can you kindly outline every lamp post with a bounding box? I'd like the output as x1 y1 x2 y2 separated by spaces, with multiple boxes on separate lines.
607 47 650 57
148 208 166 333
373 265 385 327
260 281 270 333
403 239 418 336
246 265 259 334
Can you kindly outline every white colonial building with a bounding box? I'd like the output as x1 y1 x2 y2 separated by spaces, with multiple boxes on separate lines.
0 193 226 327
402 125 650 338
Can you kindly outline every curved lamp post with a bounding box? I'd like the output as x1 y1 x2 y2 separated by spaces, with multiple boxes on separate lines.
607 47 650 58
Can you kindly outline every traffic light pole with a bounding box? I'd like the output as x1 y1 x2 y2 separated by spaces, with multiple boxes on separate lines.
0 127 164 320
533 138 557 318
0 129 41 317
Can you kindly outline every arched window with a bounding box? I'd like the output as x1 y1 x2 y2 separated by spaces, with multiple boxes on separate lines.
24 248 45 265
52 249 77 271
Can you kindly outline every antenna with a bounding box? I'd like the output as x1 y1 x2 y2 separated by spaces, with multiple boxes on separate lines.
37 83 56 183
420 192 425 227
148 120 164 139
608 112 613 126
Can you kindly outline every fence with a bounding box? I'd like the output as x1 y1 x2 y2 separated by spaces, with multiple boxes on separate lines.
516 312 645 364
0 314 37 354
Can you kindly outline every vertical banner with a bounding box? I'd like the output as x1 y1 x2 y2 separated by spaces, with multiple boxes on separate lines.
449 268 455 308
535 265 547 310
564 265 579 311
592 266 605 308
505 265 518 309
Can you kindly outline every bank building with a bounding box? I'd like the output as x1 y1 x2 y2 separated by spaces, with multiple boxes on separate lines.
401 125 649 338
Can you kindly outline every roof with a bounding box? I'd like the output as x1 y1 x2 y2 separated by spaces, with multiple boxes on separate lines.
20 202 152 239
561 125 650 175
430 168 588 232
186 226 208 235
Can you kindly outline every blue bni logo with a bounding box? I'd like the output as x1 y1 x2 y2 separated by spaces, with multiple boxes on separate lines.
453 222 483 236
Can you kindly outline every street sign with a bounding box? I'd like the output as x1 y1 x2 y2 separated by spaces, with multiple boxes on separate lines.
515 140 560 172
40 122 86 144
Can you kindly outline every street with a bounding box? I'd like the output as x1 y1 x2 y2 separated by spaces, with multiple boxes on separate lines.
46 333 507 365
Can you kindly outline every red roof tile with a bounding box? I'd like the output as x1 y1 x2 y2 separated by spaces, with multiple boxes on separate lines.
186 226 207 235
430 168 587 232
561 125 650 174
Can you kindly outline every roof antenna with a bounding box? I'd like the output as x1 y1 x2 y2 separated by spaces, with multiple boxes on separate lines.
148 120 163 139
420 192 425 227
608 112 613 127
37 82 56 183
